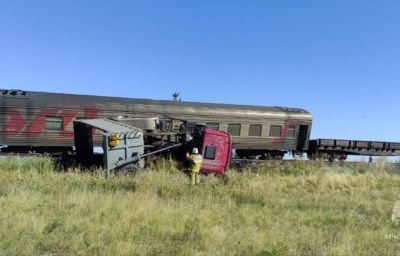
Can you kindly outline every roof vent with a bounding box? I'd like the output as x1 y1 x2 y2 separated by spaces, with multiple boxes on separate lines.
2 89 27 96
274 106 304 113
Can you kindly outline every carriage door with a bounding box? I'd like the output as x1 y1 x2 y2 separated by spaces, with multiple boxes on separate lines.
296 125 309 151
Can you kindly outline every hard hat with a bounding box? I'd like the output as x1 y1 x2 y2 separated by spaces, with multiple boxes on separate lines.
192 148 199 154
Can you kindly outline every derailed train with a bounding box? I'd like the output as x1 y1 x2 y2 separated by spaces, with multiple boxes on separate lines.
0 89 399 160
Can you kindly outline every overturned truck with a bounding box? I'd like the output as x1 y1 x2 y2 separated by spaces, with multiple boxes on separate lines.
73 117 232 174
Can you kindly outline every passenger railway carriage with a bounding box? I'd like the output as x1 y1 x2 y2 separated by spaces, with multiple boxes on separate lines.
0 89 313 159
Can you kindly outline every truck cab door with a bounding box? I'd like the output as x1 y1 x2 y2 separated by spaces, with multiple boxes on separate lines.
200 128 232 174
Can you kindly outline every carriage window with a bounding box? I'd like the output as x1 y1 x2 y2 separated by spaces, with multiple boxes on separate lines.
269 125 282 137
204 145 216 160
206 123 219 131
248 124 262 136
286 127 295 138
228 124 241 136
45 116 63 130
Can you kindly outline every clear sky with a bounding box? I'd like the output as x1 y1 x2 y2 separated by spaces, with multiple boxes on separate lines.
0 0 399 142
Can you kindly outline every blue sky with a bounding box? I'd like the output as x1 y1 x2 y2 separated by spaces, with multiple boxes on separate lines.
0 0 399 141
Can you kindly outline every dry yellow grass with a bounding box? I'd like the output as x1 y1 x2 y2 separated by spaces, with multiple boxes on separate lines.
0 156 400 255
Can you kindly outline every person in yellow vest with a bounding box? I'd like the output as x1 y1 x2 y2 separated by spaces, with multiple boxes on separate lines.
186 147 203 185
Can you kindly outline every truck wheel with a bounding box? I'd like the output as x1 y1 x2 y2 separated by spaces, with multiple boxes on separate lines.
117 163 140 175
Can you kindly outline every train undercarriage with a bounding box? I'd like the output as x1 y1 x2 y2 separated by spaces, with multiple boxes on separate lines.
307 152 348 162
235 149 286 160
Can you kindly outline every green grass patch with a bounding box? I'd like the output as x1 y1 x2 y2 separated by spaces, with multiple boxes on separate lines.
0 157 400 255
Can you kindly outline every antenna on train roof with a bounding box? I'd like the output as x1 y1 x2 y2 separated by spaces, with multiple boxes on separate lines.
172 92 181 102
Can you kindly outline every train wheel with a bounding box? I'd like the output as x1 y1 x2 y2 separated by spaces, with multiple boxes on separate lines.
114 163 142 176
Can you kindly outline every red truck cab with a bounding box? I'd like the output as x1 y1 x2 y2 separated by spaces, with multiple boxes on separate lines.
199 128 232 174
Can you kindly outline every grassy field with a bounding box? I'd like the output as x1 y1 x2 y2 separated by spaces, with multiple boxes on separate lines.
1 157 400 255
